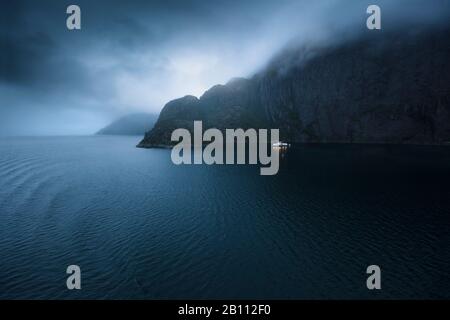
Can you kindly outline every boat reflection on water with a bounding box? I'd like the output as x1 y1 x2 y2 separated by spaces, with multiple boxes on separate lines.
272 141 290 149
272 141 290 158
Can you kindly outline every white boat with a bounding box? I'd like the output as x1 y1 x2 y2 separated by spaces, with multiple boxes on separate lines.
272 141 290 148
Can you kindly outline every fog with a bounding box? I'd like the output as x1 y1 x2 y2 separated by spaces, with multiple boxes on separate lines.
1 0 449 135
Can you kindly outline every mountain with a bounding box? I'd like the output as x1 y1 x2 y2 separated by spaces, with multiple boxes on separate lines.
137 79 268 147
138 27 450 148
97 113 158 136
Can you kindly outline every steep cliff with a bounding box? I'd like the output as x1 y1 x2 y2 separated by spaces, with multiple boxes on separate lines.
138 27 450 148
137 78 268 147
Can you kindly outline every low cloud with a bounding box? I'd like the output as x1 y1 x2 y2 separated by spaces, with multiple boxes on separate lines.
1 0 449 135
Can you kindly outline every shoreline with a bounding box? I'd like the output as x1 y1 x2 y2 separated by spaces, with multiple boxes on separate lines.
136 140 450 149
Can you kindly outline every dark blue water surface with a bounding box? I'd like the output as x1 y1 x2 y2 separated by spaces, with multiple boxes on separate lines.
0 136 449 299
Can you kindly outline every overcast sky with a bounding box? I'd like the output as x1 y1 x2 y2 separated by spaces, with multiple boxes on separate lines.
1 0 449 135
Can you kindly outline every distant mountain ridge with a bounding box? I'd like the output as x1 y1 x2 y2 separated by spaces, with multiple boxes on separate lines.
138 27 450 147
98 113 158 136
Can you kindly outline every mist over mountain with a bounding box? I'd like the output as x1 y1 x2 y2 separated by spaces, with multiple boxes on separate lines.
97 113 157 135
2 0 450 136
138 26 450 147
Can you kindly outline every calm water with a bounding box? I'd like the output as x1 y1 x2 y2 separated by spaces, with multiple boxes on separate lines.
0 136 449 299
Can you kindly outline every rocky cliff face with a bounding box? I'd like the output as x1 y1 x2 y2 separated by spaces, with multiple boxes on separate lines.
138 27 450 148
137 78 268 147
